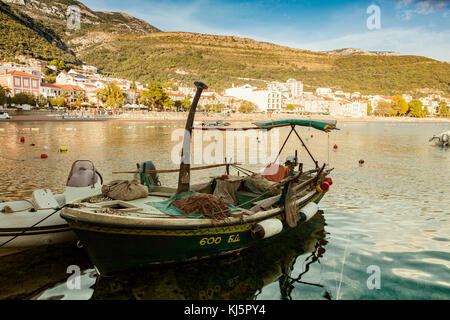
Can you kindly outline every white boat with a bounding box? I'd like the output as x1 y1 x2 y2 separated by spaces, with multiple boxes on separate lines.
429 130 450 147
0 160 103 251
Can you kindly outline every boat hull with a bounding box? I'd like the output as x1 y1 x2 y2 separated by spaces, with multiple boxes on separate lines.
64 192 325 275
0 206 76 249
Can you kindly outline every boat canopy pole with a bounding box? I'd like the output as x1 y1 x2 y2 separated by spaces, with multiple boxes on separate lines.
272 126 295 164
272 125 318 169
177 81 208 194
291 126 319 169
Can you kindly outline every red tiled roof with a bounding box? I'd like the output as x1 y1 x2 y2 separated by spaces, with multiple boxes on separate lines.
165 91 184 97
41 83 84 91
5 70 40 78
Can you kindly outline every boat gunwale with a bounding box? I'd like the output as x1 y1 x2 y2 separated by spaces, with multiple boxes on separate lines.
61 190 321 230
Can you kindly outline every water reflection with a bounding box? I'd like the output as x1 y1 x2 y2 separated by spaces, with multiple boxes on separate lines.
90 212 327 300
1 121 449 299
27 211 327 300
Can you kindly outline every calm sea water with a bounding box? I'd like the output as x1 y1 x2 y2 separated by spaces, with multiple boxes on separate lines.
0 120 449 300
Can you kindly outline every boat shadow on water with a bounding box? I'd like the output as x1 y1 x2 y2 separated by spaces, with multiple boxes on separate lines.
2 210 329 300
89 210 328 300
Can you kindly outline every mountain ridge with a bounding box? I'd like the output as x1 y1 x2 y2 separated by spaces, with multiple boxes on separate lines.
0 0 448 96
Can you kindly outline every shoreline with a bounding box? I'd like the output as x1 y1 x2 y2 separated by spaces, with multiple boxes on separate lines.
0 113 449 123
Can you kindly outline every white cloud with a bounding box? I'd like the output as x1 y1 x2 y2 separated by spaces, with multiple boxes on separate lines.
395 0 450 20
292 27 450 62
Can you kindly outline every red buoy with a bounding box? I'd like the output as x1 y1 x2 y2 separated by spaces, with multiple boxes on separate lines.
325 177 333 185
320 181 330 192
20 137 25 143
41 154 48 159
359 159 365 165
333 144 338 150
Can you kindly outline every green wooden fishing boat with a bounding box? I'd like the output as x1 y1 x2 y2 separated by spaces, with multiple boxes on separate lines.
61 81 339 275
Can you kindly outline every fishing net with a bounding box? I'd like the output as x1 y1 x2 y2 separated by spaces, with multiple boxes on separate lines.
171 193 230 222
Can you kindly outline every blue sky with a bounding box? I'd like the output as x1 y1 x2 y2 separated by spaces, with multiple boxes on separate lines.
82 0 450 61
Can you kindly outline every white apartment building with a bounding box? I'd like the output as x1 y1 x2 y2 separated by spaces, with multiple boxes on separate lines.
224 84 282 112
329 99 368 117
0 61 42 77
82 65 98 73
316 88 333 96
286 79 303 97
56 72 94 87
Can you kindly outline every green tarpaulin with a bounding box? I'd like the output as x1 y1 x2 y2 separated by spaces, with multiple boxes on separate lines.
253 119 338 132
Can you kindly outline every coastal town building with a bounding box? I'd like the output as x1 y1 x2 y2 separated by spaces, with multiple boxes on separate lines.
82 65 98 73
316 88 333 96
0 56 445 117
40 83 85 103
0 70 41 96
0 61 42 77
224 84 282 112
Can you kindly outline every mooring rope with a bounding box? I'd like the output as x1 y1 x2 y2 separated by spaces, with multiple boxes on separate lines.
0 204 68 248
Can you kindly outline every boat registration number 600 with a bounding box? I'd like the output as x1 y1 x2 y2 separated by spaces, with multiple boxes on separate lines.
199 234 240 246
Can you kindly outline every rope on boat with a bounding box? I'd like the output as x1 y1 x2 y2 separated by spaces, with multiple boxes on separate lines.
0 204 68 248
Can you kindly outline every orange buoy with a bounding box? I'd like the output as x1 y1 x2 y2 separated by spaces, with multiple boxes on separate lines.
384 129 388 132
41 154 48 159
346 130 349 135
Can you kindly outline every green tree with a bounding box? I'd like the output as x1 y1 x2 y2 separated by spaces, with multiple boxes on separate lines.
392 95 408 115
49 96 67 107
12 92 35 105
98 83 125 108
43 77 56 83
437 101 449 117
239 100 258 113
285 104 295 111
174 97 191 111
0 85 11 105
374 101 392 116
408 100 425 117
141 81 172 111
36 94 48 107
